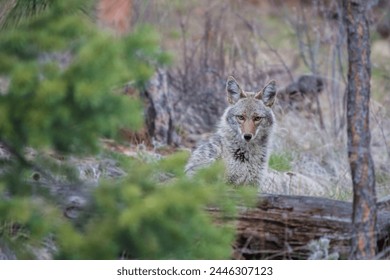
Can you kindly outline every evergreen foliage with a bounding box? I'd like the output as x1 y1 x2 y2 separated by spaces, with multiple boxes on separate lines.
57 153 236 259
0 0 237 259
0 0 169 154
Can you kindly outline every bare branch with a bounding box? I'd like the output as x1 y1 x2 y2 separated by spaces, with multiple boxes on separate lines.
235 12 294 83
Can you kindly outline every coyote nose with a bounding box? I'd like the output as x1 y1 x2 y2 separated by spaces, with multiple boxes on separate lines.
243 134 252 142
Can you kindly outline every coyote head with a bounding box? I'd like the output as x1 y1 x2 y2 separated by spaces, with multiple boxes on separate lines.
225 76 277 142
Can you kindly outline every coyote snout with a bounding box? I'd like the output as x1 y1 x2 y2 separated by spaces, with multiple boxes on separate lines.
236 115 259 142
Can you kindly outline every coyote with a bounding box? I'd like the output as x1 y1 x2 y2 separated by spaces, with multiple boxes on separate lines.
185 76 277 187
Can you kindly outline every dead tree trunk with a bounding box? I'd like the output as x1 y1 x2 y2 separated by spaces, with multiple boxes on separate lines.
209 195 390 260
142 69 181 147
97 0 133 35
342 0 377 259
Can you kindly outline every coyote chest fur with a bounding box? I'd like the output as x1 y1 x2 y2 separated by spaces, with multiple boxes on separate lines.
185 76 277 187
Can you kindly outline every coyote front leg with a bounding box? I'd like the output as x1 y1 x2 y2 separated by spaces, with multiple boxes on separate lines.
184 135 222 176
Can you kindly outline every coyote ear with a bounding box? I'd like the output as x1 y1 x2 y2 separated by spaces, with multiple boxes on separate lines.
226 76 246 104
255 80 277 107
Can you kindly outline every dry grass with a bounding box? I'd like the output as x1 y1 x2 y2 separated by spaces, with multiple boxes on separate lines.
129 0 390 200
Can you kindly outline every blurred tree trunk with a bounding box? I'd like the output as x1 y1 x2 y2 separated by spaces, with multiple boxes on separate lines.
342 0 377 259
97 0 132 35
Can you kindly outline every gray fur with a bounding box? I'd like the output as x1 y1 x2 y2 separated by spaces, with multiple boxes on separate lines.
185 76 277 187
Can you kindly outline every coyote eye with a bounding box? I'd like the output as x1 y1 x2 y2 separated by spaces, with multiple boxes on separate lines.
236 115 245 121
253 116 262 122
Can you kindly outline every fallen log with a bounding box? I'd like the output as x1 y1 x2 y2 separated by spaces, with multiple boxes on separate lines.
209 194 390 259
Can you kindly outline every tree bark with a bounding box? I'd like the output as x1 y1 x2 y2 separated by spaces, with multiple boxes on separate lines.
142 69 181 146
97 0 133 35
342 0 377 259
